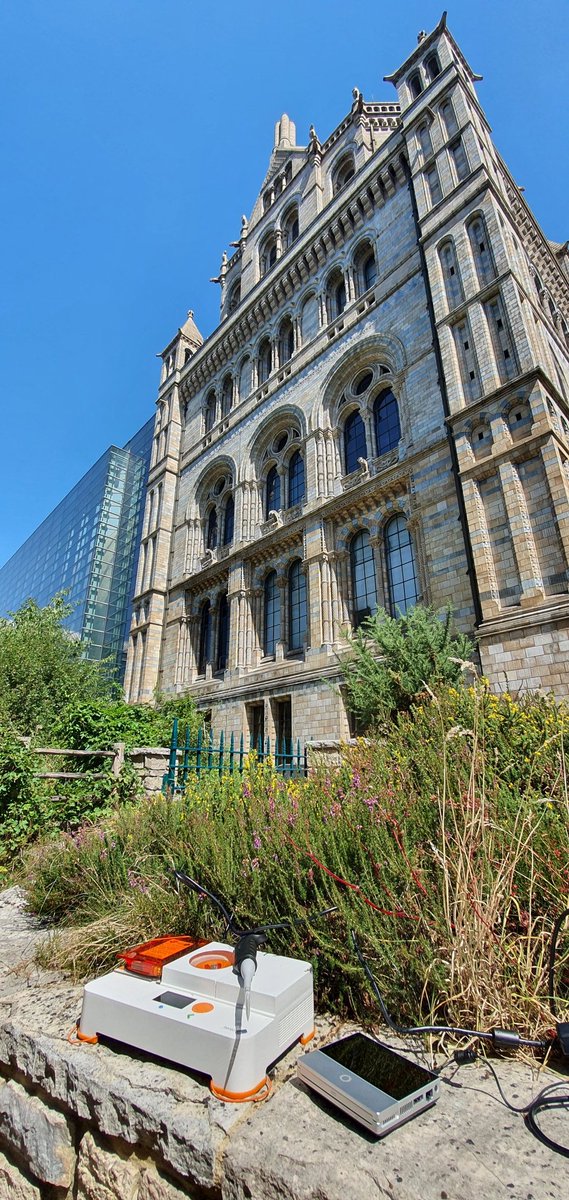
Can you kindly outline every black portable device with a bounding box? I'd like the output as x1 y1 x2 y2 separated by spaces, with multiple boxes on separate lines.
298 1032 439 1136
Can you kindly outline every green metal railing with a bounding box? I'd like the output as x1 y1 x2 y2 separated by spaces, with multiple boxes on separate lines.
162 719 306 793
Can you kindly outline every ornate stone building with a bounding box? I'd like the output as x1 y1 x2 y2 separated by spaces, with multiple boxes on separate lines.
125 14 569 743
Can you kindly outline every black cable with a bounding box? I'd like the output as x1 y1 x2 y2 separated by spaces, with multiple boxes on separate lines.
525 1085 569 1158
548 907 569 1017
173 868 338 939
350 930 548 1050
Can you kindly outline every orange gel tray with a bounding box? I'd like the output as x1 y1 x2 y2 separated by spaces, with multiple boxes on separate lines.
118 935 207 979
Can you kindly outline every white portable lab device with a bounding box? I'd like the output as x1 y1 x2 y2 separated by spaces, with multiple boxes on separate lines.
78 873 316 1100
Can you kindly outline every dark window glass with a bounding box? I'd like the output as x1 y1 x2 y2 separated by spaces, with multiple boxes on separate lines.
221 377 232 417
263 571 280 656
441 101 458 138
354 371 373 396
409 72 422 99
204 392 216 432
450 137 469 182
363 253 377 291
374 388 400 458
344 410 368 474
223 496 234 545
198 601 211 674
266 466 281 517
216 593 230 672
335 278 346 316
426 165 442 206
350 530 378 627
425 54 441 82
288 560 307 651
385 516 419 616
206 507 218 550
288 450 305 507
258 340 272 383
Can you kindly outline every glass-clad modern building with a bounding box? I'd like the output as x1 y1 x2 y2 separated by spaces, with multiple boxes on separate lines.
0 418 154 681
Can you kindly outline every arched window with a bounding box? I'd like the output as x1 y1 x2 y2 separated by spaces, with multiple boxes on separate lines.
440 100 458 139
204 389 216 433
206 506 218 551
333 154 355 194
467 216 496 288
327 269 347 322
288 450 305 507
344 410 368 474
417 122 433 160
197 601 211 674
449 137 469 182
260 234 278 277
408 72 423 100
265 465 281 517
350 531 378 628
288 560 307 651
425 164 442 207
223 495 234 546
228 282 241 313
216 594 230 672
278 317 294 366
374 389 401 456
354 243 377 295
263 571 280 656
385 516 419 616
439 241 463 309
221 375 233 418
425 53 441 82
238 355 252 400
258 338 272 384
283 206 299 249
301 293 319 343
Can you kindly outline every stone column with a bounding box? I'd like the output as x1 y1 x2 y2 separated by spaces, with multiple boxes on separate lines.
539 440 569 569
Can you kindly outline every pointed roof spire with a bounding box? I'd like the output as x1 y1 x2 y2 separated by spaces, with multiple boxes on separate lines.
274 114 296 149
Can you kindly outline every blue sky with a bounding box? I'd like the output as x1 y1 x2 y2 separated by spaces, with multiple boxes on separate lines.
1 0 567 568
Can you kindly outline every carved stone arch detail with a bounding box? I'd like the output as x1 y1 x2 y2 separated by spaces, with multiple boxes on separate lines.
194 455 237 509
313 334 406 433
244 404 308 482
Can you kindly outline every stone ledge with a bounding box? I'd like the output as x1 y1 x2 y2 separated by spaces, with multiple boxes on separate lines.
0 887 567 1200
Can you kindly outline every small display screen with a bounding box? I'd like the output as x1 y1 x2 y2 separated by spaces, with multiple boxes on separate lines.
321 1034 436 1100
154 991 195 1009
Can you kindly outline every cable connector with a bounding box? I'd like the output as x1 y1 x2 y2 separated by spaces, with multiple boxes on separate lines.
491 1028 521 1051
454 1047 478 1065
556 1022 569 1058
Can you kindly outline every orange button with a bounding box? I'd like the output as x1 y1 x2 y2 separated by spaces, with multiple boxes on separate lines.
192 1002 214 1014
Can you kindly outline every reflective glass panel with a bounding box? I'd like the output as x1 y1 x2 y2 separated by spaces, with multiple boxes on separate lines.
385 516 418 615
350 531 378 627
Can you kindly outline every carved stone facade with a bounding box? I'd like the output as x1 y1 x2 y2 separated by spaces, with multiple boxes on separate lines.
125 14 569 740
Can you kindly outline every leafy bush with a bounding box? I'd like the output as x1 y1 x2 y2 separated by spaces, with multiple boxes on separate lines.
340 605 473 729
51 692 201 753
23 682 569 1038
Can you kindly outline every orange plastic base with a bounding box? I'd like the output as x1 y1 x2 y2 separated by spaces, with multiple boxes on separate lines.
300 1028 316 1045
209 1075 272 1103
76 1028 99 1045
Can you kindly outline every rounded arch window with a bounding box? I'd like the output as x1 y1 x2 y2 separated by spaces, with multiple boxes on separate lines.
471 422 492 460
221 375 233 418
439 240 463 310
508 402 532 442
425 53 441 82
288 559 307 651
238 355 252 400
350 530 378 628
222 495 234 545
385 516 419 616
265 464 281 517
374 389 401 456
327 269 347 322
354 243 377 295
260 234 278 277
216 593 230 672
408 72 423 100
206 506 218 551
333 154 356 194
263 570 280 656
278 317 294 367
343 409 367 474
258 338 272 384
204 389 217 433
300 293 319 343
197 600 211 674
288 449 305 507
228 282 241 313
283 206 299 249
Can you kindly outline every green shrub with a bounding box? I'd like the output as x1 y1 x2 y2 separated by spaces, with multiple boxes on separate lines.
51 693 201 754
23 683 569 1038
340 605 473 730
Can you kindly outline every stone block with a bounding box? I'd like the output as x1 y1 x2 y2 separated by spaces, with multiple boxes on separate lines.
0 1149 41 1200
77 1131 141 1200
0 1079 74 1188
138 1165 190 1200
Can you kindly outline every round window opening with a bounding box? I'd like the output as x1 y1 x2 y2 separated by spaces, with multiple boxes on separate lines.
274 433 288 453
353 371 373 396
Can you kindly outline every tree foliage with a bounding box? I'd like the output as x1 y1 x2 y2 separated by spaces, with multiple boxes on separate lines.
340 605 474 730
0 596 113 736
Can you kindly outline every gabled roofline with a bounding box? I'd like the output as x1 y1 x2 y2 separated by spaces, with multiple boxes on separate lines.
384 12 482 87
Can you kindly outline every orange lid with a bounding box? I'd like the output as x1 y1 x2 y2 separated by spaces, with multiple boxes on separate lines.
118 936 207 979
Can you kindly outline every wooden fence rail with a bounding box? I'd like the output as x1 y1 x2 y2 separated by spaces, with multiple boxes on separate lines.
27 743 125 781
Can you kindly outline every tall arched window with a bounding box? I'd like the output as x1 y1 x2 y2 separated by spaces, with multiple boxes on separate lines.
216 594 230 672
239 355 252 400
197 601 211 674
204 390 216 433
206 506 218 551
425 53 441 82
260 235 278 277
350 530 378 628
265 465 281 517
223 495 234 546
467 216 496 288
439 241 463 309
440 100 458 139
344 410 368 474
385 516 419 616
333 154 355 194
374 389 401 456
408 72 423 99
228 282 241 313
417 122 433 159
278 317 294 366
288 450 305 507
283 206 299 249
258 339 272 384
288 560 307 651
301 293 319 343
354 243 377 295
221 375 233 418
263 571 280 656
327 269 347 322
